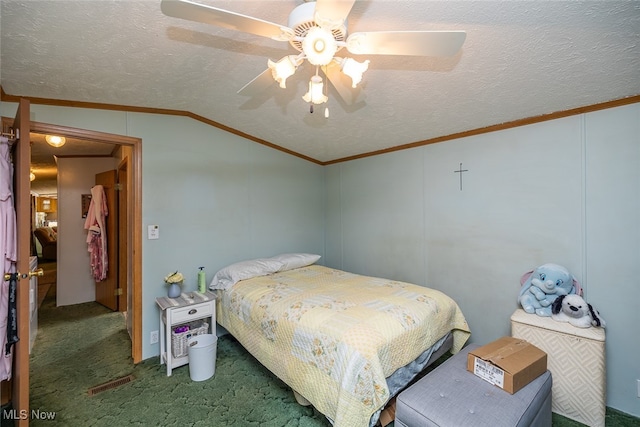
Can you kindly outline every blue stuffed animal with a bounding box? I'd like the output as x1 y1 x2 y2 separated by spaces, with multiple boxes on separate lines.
518 263 582 317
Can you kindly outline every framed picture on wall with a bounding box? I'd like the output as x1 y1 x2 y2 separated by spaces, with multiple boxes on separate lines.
81 194 92 218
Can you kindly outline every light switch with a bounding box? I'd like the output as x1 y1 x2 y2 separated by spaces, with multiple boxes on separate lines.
148 225 160 240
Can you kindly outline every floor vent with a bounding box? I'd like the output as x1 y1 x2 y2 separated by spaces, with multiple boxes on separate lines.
87 374 134 396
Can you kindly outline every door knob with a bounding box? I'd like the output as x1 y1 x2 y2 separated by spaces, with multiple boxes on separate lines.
29 268 44 278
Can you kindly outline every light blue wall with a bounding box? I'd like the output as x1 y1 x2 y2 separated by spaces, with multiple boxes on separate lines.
3 101 638 416
325 103 640 417
132 114 326 360
584 105 640 413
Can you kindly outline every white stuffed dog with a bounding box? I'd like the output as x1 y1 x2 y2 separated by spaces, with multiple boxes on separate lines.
551 294 606 328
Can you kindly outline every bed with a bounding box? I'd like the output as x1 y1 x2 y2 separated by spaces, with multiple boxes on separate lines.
210 255 470 427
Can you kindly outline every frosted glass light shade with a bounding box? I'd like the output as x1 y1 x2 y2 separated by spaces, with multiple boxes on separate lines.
340 58 370 88
268 55 301 88
302 75 328 105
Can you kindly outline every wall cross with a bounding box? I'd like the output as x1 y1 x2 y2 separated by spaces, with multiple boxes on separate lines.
453 163 469 191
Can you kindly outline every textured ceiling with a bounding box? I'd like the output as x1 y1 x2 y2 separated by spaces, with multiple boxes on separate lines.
1 1 639 164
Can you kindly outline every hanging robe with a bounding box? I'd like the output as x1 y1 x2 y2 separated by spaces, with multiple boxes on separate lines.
83 185 108 281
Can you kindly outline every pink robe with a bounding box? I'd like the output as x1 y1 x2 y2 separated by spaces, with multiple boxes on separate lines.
84 185 108 281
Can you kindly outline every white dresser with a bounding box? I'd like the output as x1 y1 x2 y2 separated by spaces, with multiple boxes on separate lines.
511 309 606 427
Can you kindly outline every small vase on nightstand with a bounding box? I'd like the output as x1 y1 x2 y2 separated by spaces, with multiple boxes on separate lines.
167 283 181 298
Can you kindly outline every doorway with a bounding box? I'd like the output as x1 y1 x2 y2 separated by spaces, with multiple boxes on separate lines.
28 120 142 363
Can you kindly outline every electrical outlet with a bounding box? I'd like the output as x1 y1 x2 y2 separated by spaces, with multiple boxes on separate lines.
150 330 159 345
637 379 640 398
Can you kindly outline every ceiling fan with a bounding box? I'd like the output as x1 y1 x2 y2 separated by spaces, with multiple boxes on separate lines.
161 0 466 112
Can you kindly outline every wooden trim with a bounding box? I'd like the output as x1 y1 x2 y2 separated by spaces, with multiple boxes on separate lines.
13 98 31 427
1 87 323 166
54 154 113 160
30 121 139 146
3 88 639 167
130 135 143 364
323 95 640 165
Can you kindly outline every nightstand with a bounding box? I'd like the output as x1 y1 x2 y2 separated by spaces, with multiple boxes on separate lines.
156 291 217 376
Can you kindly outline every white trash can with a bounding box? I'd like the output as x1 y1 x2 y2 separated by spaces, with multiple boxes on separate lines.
187 334 217 381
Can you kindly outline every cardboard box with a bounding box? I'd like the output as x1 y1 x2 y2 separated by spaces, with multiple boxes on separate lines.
467 336 547 394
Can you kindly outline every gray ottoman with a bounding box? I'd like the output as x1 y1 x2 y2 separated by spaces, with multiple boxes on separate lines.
395 344 552 427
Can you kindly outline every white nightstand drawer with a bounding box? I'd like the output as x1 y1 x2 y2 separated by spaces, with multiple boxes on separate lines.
172 302 214 324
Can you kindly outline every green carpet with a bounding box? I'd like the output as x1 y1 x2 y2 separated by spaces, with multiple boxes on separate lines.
27 290 640 426
29 291 327 426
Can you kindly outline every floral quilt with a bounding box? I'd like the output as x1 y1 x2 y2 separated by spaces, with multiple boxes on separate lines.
217 265 470 427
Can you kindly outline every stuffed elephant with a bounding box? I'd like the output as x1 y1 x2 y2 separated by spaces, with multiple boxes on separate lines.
518 263 582 317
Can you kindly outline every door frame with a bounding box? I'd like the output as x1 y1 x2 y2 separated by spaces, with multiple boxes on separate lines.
117 157 129 314
8 118 143 363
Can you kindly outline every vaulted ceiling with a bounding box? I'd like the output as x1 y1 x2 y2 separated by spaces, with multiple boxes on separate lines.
2 0 639 164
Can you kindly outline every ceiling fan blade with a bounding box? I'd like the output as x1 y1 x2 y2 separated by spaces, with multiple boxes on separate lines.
323 61 360 105
314 0 357 25
237 69 275 97
161 0 292 40
346 31 467 57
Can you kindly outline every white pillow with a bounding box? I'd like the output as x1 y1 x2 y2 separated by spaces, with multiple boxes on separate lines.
270 253 321 271
209 258 284 290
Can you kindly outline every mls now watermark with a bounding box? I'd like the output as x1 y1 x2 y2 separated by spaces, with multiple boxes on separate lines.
3 408 57 420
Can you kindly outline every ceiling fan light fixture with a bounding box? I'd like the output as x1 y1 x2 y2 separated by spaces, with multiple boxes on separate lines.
160 0 467 110
338 57 370 88
45 135 66 148
268 55 302 88
302 27 337 66
303 75 328 105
